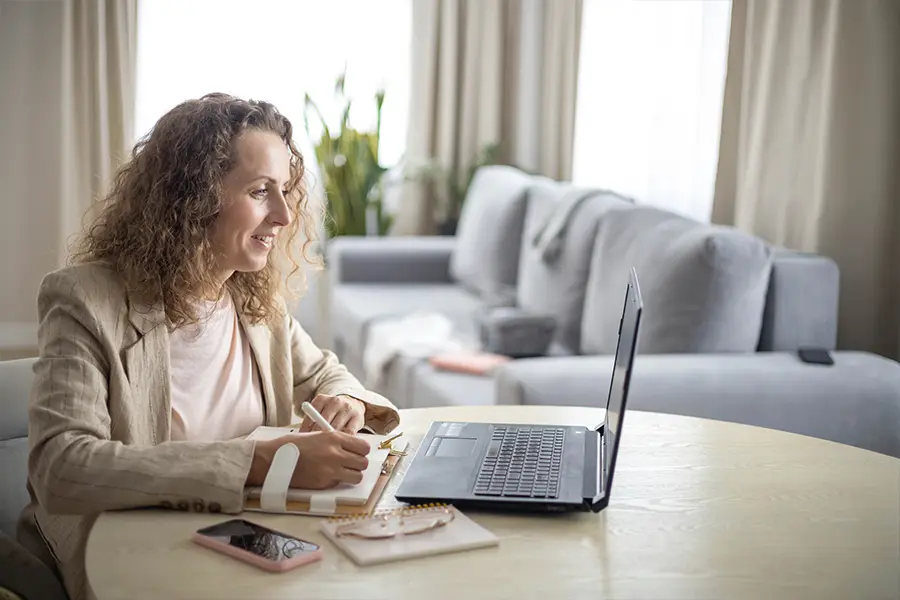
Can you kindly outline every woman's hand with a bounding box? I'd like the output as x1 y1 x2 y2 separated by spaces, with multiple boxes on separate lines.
247 431 370 489
297 394 367 433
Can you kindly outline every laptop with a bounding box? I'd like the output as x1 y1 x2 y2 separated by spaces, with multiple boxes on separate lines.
395 267 643 513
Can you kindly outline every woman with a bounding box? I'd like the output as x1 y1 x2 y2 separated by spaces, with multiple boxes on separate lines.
17 93 400 600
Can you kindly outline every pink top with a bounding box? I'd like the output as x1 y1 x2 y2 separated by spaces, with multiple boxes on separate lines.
168 292 265 441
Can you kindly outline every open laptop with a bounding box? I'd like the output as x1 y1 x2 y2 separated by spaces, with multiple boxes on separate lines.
395 267 643 513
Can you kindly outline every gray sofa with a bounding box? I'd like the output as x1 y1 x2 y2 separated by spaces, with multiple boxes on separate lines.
329 166 900 458
0 358 69 600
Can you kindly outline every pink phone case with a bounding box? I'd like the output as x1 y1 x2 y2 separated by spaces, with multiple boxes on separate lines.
191 525 323 572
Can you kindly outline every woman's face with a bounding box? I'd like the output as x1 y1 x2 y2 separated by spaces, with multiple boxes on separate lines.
210 129 293 282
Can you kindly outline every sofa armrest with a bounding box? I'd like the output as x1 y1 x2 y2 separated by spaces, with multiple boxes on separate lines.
327 236 456 284
494 351 900 458
760 250 839 351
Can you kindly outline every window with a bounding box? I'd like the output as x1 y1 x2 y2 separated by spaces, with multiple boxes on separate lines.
572 0 732 222
135 0 412 178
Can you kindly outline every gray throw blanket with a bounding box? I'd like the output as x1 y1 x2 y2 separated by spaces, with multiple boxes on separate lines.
531 188 602 263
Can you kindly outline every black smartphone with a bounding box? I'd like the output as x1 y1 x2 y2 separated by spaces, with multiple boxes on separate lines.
797 347 834 366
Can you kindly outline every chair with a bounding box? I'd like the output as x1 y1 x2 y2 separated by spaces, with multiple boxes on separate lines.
0 358 69 600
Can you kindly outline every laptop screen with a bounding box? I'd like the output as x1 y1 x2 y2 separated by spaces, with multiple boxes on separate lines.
602 268 643 490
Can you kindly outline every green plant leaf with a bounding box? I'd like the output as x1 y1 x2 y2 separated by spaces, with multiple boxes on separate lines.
303 94 331 143
305 71 394 237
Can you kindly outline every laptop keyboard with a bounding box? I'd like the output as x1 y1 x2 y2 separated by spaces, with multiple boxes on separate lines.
473 426 565 499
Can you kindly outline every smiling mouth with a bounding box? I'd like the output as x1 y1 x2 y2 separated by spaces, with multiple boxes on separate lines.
251 234 274 248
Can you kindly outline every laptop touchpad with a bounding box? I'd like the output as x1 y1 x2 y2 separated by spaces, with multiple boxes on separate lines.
427 437 477 457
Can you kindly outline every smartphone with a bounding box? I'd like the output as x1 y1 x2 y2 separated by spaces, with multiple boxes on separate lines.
797 346 834 366
192 519 322 572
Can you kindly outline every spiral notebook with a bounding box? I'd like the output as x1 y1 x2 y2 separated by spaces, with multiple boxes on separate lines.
319 504 499 565
242 425 407 516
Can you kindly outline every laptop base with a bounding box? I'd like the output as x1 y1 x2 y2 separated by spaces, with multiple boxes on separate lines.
393 494 588 514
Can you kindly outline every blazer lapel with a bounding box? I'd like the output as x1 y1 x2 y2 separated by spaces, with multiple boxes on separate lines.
239 312 277 426
124 299 171 444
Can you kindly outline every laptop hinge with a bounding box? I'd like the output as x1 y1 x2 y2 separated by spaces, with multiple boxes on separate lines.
595 423 605 495
583 428 606 512
597 422 605 494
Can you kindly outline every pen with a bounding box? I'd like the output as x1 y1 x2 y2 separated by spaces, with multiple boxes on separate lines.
301 402 335 432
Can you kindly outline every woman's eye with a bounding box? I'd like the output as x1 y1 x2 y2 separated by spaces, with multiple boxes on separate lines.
251 188 267 198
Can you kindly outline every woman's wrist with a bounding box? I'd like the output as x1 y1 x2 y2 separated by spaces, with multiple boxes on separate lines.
246 440 274 486
338 394 368 425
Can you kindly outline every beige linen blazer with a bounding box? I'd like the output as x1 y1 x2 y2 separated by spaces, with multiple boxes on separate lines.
17 262 400 600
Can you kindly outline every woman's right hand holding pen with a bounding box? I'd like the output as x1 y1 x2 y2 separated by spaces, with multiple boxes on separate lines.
246 432 370 490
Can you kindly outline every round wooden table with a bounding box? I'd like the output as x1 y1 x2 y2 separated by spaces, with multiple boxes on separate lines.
85 405 900 600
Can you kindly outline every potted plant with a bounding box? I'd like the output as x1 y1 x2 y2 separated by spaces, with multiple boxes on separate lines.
404 142 501 235
303 71 393 239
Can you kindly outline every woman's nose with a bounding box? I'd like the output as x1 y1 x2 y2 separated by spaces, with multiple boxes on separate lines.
269 191 292 226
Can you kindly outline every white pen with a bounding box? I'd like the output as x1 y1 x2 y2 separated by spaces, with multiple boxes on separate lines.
301 401 335 432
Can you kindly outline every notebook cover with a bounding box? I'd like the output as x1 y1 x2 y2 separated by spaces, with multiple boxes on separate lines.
319 505 499 565
242 426 406 516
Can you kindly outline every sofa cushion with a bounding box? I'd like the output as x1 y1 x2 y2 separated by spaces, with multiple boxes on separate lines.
0 358 34 539
495 356 609 408
497 351 900 459
378 355 426 410
517 183 633 353
408 363 496 408
0 439 28 538
331 284 483 353
0 359 32 443
449 165 532 297
331 343 423 411
581 206 773 354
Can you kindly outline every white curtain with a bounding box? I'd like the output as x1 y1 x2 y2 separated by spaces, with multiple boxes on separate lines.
713 0 900 359
0 0 137 353
572 0 732 223
517 0 583 181
392 0 583 235
61 0 138 256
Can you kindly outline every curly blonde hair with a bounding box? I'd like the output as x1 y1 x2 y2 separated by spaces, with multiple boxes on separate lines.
71 93 320 328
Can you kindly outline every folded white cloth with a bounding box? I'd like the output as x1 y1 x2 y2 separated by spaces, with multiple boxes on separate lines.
362 312 474 390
